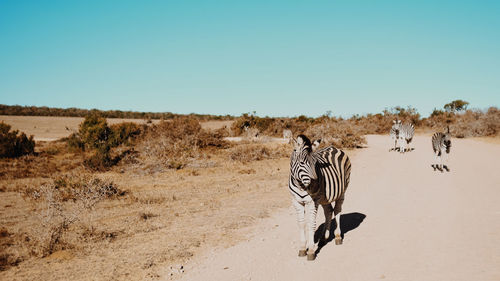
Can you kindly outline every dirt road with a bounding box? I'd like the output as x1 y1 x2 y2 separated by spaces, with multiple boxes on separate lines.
173 135 500 281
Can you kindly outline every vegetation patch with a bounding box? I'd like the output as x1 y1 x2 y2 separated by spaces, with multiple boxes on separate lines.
0 122 35 158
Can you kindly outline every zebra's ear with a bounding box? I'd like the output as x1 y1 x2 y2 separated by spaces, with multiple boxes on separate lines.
292 137 299 149
312 139 321 151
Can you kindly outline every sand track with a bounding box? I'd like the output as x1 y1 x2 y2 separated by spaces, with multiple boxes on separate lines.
174 135 500 281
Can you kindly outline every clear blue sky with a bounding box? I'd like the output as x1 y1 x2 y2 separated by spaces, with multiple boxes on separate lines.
1 0 499 117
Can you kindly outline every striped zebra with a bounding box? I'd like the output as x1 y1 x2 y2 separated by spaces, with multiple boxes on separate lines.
389 120 402 151
432 127 451 172
398 122 415 153
289 135 351 260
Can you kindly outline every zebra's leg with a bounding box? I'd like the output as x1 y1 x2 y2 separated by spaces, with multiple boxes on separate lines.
433 151 438 171
333 195 345 245
292 199 307 257
305 200 318 260
438 151 443 172
443 151 450 171
321 203 334 242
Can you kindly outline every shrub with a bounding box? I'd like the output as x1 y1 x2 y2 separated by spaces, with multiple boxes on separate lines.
422 107 499 138
451 107 500 138
108 122 143 147
79 114 112 150
305 119 366 149
67 115 144 170
66 133 85 152
23 175 124 257
231 113 314 137
0 122 35 158
84 145 114 171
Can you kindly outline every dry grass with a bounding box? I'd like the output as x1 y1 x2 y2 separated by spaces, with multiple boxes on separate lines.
228 143 289 163
0 175 126 271
0 141 85 183
0 117 296 280
0 145 292 280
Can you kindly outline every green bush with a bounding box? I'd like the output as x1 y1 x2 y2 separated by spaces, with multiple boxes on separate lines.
84 145 114 171
79 114 111 150
0 122 35 158
109 122 142 147
67 115 144 170
66 133 85 152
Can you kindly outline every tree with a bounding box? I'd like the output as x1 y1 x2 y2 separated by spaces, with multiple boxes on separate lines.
444 100 469 113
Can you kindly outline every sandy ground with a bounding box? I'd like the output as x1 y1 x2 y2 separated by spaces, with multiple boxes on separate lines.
173 135 500 281
0 115 230 141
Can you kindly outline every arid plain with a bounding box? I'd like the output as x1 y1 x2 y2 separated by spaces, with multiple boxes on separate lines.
0 115 499 281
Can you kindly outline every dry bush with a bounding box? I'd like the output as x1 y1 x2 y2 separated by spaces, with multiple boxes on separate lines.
231 114 314 137
450 108 500 138
423 107 500 138
350 106 421 135
422 109 456 129
131 117 230 171
305 119 367 149
21 175 125 258
0 228 22 271
229 143 289 163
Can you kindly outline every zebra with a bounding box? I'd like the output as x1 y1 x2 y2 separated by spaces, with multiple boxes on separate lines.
243 126 260 141
398 122 415 153
283 129 292 143
289 135 351 261
389 120 402 151
431 127 451 172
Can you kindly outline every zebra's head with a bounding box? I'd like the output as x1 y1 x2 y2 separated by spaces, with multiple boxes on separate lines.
443 126 451 147
291 135 319 188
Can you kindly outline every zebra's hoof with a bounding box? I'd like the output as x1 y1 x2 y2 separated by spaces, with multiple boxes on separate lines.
307 253 316 261
335 237 343 245
298 250 306 257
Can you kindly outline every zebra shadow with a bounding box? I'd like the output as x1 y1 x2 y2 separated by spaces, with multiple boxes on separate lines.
389 148 415 152
314 212 366 256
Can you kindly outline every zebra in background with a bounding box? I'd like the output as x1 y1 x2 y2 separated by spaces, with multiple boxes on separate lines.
389 120 402 151
289 135 351 261
243 126 260 141
432 127 452 172
283 129 292 143
398 122 415 153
